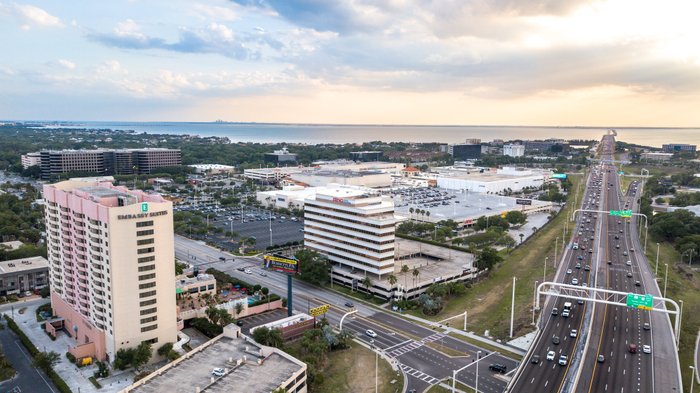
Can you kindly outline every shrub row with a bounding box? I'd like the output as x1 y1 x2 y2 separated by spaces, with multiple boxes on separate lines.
249 294 280 308
4 315 73 393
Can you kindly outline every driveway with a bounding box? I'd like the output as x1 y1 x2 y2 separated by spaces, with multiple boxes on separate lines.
0 323 57 393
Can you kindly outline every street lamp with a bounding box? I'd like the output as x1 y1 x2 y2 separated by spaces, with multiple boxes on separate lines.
476 350 482 393
655 242 660 276
664 263 669 298
544 257 548 283
679 300 684 345
691 366 696 393
532 281 538 325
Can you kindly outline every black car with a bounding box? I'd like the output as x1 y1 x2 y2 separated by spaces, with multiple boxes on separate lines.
552 335 560 345
344 302 355 308
489 364 507 373
531 355 540 364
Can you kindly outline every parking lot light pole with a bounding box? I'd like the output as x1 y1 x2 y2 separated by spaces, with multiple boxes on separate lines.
656 242 660 276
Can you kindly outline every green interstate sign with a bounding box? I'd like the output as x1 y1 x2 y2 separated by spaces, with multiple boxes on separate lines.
610 209 633 218
626 293 653 310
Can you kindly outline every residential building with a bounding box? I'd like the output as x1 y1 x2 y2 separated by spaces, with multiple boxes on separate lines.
124 324 307 393
33 148 181 180
349 151 383 162
43 178 177 362
503 144 525 157
0 256 49 296
662 143 697 153
175 273 216 298
448 143 482 160
264 147 297 164
303 185 396 278
20 152 41 169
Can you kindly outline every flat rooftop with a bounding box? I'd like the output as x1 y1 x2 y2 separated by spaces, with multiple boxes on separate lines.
0 256 48 274
128 333 303 393
297 169 384 178
393 187 551 222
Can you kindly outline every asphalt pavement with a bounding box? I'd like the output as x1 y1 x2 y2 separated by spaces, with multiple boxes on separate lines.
0 323 57 393
174 234 519 392
207 214 304 251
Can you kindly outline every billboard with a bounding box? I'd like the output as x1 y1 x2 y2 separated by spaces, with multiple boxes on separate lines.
263 254 299 274
309 304 330 317
552 173 567 179
515 199 532 205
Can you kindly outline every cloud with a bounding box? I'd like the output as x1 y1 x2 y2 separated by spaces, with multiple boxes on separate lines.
56 59 76 70
87 19 279 60
192 3 239 21
0 3 63 30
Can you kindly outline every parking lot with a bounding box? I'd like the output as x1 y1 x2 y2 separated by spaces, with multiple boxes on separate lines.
177 204 305 251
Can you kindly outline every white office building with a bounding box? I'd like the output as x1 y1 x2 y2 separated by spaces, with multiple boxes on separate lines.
503 144 525 157
435 166 550 194
303 186 396 278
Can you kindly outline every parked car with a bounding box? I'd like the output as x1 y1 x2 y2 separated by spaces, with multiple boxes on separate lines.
212 367 225 377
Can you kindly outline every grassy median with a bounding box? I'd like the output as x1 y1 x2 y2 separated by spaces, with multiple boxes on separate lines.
410 173 585 340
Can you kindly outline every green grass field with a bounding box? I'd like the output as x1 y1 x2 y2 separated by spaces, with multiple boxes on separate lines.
645 238 700 392
408 174 585 339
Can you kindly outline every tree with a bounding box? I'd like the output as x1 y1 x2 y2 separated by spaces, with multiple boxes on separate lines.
401 264 410 289
412 267 420 287
519 233 524 244
234 302 244 317
252 326 284 348
261 287 270 297
387 274 397 288
206 305 221 325
295 249 330 286
131 342 152 370
409 207 414 219
33 351 60 372
476 247 503 270
362 276 373 294
505 211 527 226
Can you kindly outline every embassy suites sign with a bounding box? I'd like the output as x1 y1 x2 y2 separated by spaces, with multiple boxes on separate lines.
117 211 168 220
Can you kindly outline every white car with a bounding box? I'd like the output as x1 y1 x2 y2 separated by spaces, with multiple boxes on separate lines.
212 367 225 377
643 345 651 354
546 351 556 361
365 329 378 338
244 268 252 274
570 329 578 338
558 355 568 366
571 278 579 285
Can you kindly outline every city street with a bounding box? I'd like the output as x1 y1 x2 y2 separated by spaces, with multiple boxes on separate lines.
175 235 520 392
0 322 57 393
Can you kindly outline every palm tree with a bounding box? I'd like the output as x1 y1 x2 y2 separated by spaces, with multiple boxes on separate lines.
401 264 410 290
412 267 420 287
235 302 244 318
519 233 524 244
409 207 414 219
387 274 397 298
362 276 373 295
425 211 430 222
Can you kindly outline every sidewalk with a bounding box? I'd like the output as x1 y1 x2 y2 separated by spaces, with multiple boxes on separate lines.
4 302 135 393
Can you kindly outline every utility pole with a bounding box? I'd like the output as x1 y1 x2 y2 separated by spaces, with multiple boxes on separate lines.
656 243 660 276
543 257 548 283
554 237 558 266
532 280 538 325
664 263 669 298
510 276 516 338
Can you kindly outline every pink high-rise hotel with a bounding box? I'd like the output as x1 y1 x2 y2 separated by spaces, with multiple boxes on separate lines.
43 178 177 362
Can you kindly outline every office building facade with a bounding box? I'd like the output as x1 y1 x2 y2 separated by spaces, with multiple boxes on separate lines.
662 144 697 153
264 148 297 164
303 186 396 278
43 178 177 362
448 143 482 160
0 256 49 296
33 149 181 180
349 151 383 162
503 144 525 157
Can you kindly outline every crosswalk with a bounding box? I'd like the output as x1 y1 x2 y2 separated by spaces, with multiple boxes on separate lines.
386 333 446 358
399 364 441 385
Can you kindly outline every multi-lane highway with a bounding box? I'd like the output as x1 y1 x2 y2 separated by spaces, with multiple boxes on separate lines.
507 153 604 392
508 134 682 393
175 235 520 393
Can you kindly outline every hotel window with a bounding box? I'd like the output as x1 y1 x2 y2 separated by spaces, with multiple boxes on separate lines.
139 290 156 298
141 324 158 332
136 238 154 246
139 282 156 290
137 247 155 254
140 307 157 316
137 229 154 237
139 273 156 281
138 256 155 263
136 221 153 228
140 299 157 307
138 264 155 272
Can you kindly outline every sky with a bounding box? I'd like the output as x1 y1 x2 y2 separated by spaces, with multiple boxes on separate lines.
0 0 699 126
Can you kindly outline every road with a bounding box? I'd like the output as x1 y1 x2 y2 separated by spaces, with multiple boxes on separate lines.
506 149 604 392
175 235 519 393
0 323 57 393
575 135 681 393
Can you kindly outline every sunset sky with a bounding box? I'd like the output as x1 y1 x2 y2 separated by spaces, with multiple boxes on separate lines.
1 0 699 126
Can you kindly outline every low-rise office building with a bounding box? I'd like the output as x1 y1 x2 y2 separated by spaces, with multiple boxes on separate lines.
435 166 550 194
189 164 236 175
349 151 383 162
244 167 303 184
0 256 49 296
290 170 392 188
265 148 297 164
503 144 525 157
124 324 307 393
662 143 697 153
640 152 673 161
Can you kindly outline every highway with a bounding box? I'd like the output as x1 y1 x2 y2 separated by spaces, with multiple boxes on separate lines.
506 147 605 392
575 136 682 393
175 235 520 393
